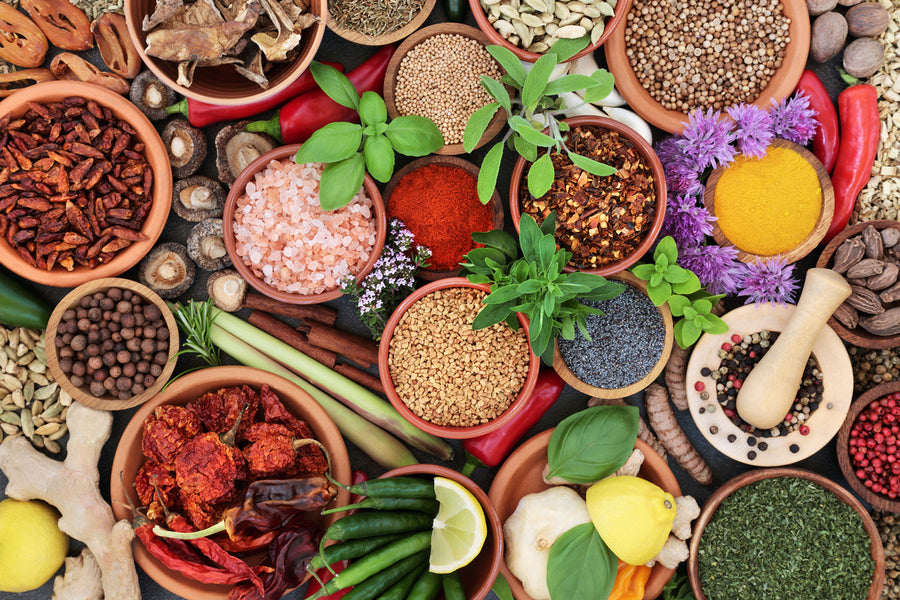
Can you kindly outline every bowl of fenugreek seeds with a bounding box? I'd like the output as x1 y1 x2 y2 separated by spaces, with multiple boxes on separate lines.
378 278 540 439
326 0 437 45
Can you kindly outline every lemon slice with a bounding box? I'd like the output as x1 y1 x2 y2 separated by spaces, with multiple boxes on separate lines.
429 476 487 574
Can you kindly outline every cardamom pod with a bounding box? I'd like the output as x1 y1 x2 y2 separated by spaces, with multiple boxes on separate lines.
880 281 900 304
881 228 900 248
847 258 886 279
848 284 885 315
832 237 866 274
833 301 859 329
860 308 900 336
863 225 884 259
869 263 900 291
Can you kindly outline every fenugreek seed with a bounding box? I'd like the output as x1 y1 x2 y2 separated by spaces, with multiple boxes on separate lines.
557 23 587 37
34 422 60 436
48 423 68 441
1 412 21 426
44 438 61 454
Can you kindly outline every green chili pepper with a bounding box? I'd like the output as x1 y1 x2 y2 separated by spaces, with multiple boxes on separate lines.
405 571 442 600
0 268 50 329
340 551 428 600
442 571 465 600
343 477 436 499
374 564 426 600
321 497 440 516
309 534 407 571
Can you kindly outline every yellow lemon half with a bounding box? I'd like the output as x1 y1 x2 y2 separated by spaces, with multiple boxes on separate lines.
429 476 487 574
0 498 69 592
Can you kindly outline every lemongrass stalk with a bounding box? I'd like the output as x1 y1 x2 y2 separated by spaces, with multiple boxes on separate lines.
210 307 454 460
208 324 417 469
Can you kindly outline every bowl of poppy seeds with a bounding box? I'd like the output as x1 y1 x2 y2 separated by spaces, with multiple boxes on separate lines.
688 468 884 600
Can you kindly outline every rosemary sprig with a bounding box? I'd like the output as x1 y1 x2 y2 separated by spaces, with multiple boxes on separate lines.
170 299 221 367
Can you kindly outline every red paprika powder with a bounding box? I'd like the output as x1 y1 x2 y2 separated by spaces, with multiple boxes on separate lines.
387 164 493 270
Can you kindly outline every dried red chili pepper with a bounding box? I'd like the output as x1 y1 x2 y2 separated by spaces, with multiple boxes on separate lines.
257 385 327 472
226 522 319 600
142 405 202 467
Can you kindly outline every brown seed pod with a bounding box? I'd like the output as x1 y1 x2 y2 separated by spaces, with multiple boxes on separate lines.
21 0 93 51
0 68 55 99
0 4 48 68
50 52 130 95
92 12 141 79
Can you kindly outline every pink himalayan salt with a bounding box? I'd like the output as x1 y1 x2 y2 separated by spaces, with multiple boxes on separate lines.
233 159 377 295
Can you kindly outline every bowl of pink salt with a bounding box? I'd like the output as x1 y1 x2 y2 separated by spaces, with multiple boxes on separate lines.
223 145 387 304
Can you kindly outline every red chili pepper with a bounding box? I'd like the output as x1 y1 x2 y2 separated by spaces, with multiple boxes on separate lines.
824 84 880 244
164 61 345 128
246 45 395 144
461 368 565 475
349 469 369 504
795 70 840 174
305 561 351 599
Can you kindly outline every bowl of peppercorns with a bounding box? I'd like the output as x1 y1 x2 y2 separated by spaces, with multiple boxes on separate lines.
45 277 178 411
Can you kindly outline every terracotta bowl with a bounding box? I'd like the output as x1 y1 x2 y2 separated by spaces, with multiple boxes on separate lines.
378 278 540 439
125 0 326 105
110 366 352 600
553 271 673 398
382 156 504 280
381 464 503 600
383 23 507 155
510 116 667 276
0 81 171 287
704 139 834 265
222 144 387 305
327 0 436 45
44 278 178 411
488 431 681 600
687 468 884 600
816 220 900 349
469 0 633 62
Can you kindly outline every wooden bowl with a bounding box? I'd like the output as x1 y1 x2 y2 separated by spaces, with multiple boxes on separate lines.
816 220 900 349
704 139 834 265
326 0 436 45
110 366 352 600
687 468 884 600
382 156 504 280
44 278 178 411
383 23 507 155
377 277 540 439
489 431 681 600
125 0 327 105
222 144 387 305
553 271 673 398
604 0 809 133
510 116 667 276
0 81 171 287
837 380 900 512
382 465 503 600
469 0 633 62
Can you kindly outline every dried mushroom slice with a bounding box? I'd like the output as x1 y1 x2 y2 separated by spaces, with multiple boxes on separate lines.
130 70 177 121
139 242 196 299
162 118 207 178
173 175 226 221
214 121 276 184
188 218 231 271
207 269 247 311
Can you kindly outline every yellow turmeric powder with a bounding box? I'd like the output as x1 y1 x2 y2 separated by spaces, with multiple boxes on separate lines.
713 147 822 256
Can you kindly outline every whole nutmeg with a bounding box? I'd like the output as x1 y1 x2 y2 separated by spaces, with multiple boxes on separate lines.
843 37 885 78
807 0 838 15
811 12 848 63
846 3 890 38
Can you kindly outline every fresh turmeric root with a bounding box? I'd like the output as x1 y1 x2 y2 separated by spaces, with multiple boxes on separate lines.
588 397 667 462
664 343 690 411
644 383 713 485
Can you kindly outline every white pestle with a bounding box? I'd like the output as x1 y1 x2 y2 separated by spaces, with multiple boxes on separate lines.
735 268 851 429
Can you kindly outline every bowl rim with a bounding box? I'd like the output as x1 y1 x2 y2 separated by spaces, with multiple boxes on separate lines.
0 80 172 286
222 144 387 305
326 0 437 45
377 277 540 439
687 467 885 600
509 115 667 276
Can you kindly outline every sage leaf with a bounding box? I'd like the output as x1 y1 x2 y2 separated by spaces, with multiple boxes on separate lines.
544 74 603 96
538 233 556 269
530 309 551 358
582 69 615 104
477 142 504 204
567 150 616 176
463 102 501 153
385 115 444 156
547 405 639 483
547 35 589 62
513 133 538 162
318 153 365 210
358 90 387 126
528 153 555 199
518 213 543 264
547 524 617 600
472 301 514 330
487 44 527 87
539 211 556 236
310 61 359 109
472 230 518 259
363 134 394 183
481 76 511 113
511 116 557 147
521 53 557 108
295 122 362 164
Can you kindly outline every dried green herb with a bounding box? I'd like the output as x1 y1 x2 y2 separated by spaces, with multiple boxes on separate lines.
327 0 425 36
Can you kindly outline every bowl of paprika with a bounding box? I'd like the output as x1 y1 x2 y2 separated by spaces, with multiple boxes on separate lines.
383 156 504 280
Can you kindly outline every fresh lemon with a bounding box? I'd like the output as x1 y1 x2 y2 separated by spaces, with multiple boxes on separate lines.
429 476 487 573
0 498 69 592
585 476 676 565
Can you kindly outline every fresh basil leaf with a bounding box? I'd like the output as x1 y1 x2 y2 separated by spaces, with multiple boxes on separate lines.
544 74 603 96
363 134 394 183
492 573 515 600
463 102 501 153
547 523 617 600
655 236 678 262
358 90 387 126
519 213 543 264
540 211 557 236
318 153 366 210
385 115 444 156
528 152 555 198
310 61 359 109
521 53 557 108
477 142 504 204
472 300 513 329
472 230 518 259
704 313 729 335
567 150 616 176
666 294 690 316
295 122 363 164
672 271 701 295
582 69 615 104
548 35 589 62
647 281 672 306
631 263 655 281
513 133 538 162
482 76 511 113
547 405 639 483
487 45 526 87
511 116 557 147
374 122 388 135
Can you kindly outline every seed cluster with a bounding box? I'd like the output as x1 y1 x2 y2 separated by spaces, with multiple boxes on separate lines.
394 34 502 145
873 510 900 600
624 0 790 112
388 287 530 427
847 392 900 499
850 346 900 393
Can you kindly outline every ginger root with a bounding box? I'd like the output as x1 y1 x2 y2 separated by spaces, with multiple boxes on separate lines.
644 383 713 485
672 495 700 540
587 397 668 461
53 548 104 600
0 402 141 600
646 535 689 569
664 343 690 411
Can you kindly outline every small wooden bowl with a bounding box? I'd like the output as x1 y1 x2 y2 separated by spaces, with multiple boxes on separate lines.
382 156 504 280
383 23 507 155
489 431 681 600
110 366 352 600
0 81 171 287
44 278 178 411
553 271 673 398
687 468 884 600
704 139 834 265
326 0 436 45
816 220 900 349
222 144 387 305
604 0 809 133
378 277 540 439
382 465 503 600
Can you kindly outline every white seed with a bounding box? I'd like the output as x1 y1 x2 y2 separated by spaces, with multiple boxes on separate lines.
555 3 570 17
494 18 516 36
556 24 587 37
597 1 614 16
520 12 544 26
48 423 68 441
580 16 593 30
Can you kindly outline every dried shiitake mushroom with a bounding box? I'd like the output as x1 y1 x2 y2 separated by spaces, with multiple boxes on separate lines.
139 242 196 299
214 121 276 184
207 269 247 311
130 70 177 121
172 175 225 221
162 119 207 178
187 218 231 271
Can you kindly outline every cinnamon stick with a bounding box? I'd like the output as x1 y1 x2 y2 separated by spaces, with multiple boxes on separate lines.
300 321 379 369
247 311 338 368
243 293 338 326
334 362 386 395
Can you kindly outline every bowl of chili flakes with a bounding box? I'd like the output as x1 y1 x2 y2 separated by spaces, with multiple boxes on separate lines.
110 366 352 600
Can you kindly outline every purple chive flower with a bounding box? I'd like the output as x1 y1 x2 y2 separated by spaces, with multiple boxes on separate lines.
770 92 818 146
660 193 716 248
678 244 742 296
726 103 774 159
736 256 799 306
655 138 704 196
675 108 737 171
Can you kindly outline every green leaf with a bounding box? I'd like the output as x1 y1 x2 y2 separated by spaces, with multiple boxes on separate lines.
582 69 615 104
484 285 524 305
373 122 388 136
521 53 557 108
363 134 394 183
472 301 513 330
647 281 672 306
513 133 538 162
631 263 655 281
518 213 543 264
481 76 511 113
477 142 504 204
672 271 702 295
663 265 691 284
547 35 589 62
542 292 556 317
547 406 639 483
683 306 698 320
492 574 515 600
463 102 501 153
544 74 604 96
517 280 544 294
538 234 557 269
548 524 617 600
703 313 729 335
530 309 553 359
385 116 444 156
487 45 526 87
675 318 702 348
510 116 557 147
472 230 518 259
358 90 387 126
693 298 712 315
318 153 365 210
540 211 557 236
667 294 690 316
310 61 359 109
294 122 363 164
560 317 575 339
567 150 616 176
527 153 555 198
654 236 678 263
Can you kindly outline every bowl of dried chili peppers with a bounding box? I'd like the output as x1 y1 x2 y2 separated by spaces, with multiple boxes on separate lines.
109 365 352 600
